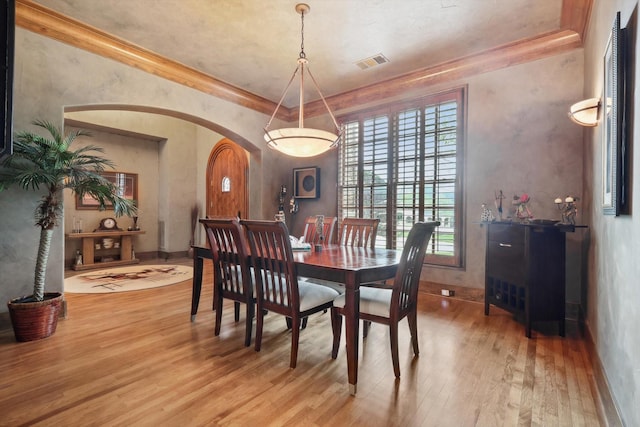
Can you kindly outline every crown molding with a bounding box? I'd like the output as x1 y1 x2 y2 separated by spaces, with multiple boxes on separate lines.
15 0 286 120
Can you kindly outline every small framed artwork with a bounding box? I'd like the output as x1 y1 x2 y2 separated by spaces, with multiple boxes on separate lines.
293 167 320 199
602 12 625 216
76 171 138 210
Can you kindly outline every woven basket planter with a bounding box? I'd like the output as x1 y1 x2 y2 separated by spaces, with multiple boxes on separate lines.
7 292 63 342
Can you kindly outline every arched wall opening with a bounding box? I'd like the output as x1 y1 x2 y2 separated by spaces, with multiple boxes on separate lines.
62 104 259 266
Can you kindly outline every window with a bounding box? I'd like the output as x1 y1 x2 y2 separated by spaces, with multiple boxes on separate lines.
338 88 465 267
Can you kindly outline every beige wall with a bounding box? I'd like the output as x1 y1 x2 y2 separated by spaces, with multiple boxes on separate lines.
582 1 640 425
0 28 272 306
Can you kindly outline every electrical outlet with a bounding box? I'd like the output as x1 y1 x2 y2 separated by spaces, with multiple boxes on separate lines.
441 289 455 297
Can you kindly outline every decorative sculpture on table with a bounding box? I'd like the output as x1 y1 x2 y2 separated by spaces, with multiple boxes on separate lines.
314 215 325 251
494 190 505 221
512 193 533 222
555 196 579 225
275 185 287 223
480 203 495 222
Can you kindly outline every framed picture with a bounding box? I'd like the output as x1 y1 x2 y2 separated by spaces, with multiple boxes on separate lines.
293 167 320 199
76 171 138 210
602 12 624 216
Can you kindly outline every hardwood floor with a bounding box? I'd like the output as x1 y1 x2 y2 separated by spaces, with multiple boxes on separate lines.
1 260 605 426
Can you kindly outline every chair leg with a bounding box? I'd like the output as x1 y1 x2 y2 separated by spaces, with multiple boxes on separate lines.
286 316 308 330
408 310 419 356
330 307 342 359
234 301 240 322
214 293 223 337
255 304 264 352
244 302 254 347
389 322 401 378
363 320 371 338
290 317 300 368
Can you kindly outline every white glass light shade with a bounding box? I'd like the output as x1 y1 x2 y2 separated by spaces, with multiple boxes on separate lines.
265 127 338 157
568 98 600 126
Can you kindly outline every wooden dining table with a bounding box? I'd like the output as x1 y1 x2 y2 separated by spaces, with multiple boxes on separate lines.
190 244 402 395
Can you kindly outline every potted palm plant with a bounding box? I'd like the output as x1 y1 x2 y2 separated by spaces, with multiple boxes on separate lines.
0 120 136 341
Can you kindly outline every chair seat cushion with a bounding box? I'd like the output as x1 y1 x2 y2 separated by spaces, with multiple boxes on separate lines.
299 277 345 294
332 286 392 318
298 281 340 312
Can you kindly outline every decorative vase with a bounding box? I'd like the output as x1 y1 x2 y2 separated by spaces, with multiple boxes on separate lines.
7 292 63 342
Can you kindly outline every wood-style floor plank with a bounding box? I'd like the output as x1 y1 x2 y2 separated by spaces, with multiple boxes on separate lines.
0 260 606 426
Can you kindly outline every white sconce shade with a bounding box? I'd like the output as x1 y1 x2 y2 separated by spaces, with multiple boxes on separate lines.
568 97 600 126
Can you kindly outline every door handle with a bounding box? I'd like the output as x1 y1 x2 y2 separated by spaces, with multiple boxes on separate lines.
499 243 512 247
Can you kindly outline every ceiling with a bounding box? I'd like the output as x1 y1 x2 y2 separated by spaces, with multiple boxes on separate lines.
24 0 590 113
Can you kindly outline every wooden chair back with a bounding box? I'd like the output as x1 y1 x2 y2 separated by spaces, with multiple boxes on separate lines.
391 221 439 317
302 215 337 245
241 219 339 368
241 219 299 315
200 217 254 345
337 217 380 249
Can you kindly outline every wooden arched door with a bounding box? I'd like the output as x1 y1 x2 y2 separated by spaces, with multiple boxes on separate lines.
206 139 248 219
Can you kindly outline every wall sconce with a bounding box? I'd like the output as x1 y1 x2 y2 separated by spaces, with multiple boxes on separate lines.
568 97 601 126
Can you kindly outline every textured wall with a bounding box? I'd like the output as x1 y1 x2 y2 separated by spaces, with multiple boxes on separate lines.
0 29 272 312
582 1 640 425
421 51 585 294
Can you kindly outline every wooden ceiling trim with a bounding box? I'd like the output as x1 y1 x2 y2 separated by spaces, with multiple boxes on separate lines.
306 29 583 118
561 0 593 40
15 0 289 120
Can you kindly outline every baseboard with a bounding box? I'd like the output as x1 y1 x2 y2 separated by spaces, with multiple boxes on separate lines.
584 324 624 426
154 250 190 260
419 280 484 303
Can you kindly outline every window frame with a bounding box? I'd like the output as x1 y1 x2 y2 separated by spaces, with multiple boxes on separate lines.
337 87 466 268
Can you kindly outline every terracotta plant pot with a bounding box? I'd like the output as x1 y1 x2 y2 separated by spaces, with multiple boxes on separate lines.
7 292 63 342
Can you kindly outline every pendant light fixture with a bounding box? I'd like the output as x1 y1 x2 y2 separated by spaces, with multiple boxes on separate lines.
264 3 342 158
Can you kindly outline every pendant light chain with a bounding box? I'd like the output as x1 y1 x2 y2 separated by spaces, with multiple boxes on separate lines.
299 8 306 59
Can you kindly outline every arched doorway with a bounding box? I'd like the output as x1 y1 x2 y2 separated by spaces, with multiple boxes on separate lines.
206 139 248 218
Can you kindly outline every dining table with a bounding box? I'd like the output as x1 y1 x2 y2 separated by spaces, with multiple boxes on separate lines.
190 244 402 395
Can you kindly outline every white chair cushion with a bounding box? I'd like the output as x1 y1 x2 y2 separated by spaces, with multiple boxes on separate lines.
298 281 340 312
333 286 392 318
299 277 345 294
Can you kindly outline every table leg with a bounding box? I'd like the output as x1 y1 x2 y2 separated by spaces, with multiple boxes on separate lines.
191 251 204 322
344 271 360 395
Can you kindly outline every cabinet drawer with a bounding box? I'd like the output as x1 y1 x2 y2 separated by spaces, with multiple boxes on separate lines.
488 223 525 245
487 240 526 282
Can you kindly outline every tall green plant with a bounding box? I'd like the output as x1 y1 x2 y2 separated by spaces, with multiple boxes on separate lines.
0 120 137 301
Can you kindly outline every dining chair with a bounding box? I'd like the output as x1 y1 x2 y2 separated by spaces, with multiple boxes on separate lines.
200 218 254 347
241 219 340 368
301 217 381 296
302 215 337 245
337 217 380 249
330 221 440 378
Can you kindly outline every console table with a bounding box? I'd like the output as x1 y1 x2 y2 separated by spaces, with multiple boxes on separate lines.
484 221 583 338
66 230 145 271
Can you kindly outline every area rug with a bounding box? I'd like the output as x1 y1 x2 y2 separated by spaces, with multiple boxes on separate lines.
65 265 193 293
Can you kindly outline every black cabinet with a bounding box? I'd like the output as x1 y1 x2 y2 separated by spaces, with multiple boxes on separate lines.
484 222 566 338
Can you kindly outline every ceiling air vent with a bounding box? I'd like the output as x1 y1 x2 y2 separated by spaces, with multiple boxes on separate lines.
355 53 389 70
